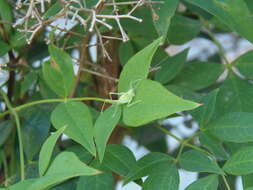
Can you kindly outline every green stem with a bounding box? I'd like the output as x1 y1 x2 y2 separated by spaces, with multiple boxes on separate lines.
156 126 211 156
0 97 112 118
0 149 8 187
156 126 183 143
0 89 25 181
222 175 232 190
175 143 185 162
200 17 230 66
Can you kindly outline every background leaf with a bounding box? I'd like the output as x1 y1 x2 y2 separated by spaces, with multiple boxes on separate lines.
0 120 13 146
223 146 253 175
199 132 228 160
207 112 253 143
21 105 51 161
171 62 224 91
43 46 75 98
233 50 253 79
76 173 114 190
102 144 136 177
152 0 179 38
190 90 218 128
124 152 173 184
0 0 13 32
155 49 188 84
185 0 253 43
167 15 201 45
212 74 253 119
185 174 219 190
142 162 179 190
179 150 224 174
0 40 11 56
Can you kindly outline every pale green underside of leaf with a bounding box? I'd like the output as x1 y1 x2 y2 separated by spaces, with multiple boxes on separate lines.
51 101 96 155
10 152 100 190
39 126 66 176
123 79 200 127
94 105 122 162
118 38 162 93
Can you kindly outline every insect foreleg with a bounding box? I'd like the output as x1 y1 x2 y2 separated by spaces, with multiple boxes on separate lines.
127 100 141 107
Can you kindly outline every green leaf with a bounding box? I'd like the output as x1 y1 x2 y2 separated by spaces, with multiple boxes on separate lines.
66 145 93 164
185 0 253 43
179 150 224 174
20 71 38 97
102 144 136 177
185 175 219 190
142 162 179 190
39 126 66 176
43 2 62 19
171 62 224 91
121 7 158 48
152 0 179 38
246 0 253 13
207 112 253 143
76 173 114 190
46 152 99 176
9 179 36 190
155 49 188 84
51 101 96 155
43 46 75 98
223 146 253 175
0 120 13 146
213 74 253 119
50 179 77 190
167 15 201 45
233 50 253 79
123 79 200 127
246 188 253 190
0 40 11 56
124 152 173 184
243 174 253 189
0 0 13 32
118 38 162 93
132 124 168 152
119 41 135 66
199 132 228 160
191 90 219 128
94 105 122 162
21 105 51 161
28 152 100 190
